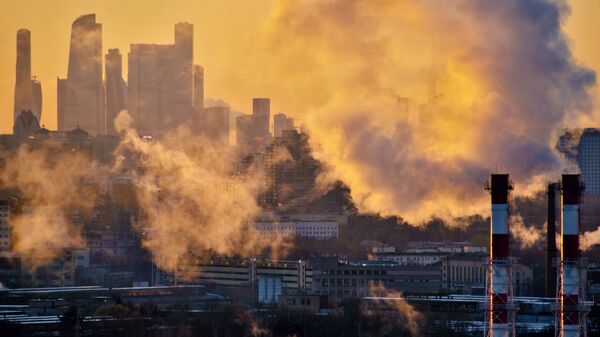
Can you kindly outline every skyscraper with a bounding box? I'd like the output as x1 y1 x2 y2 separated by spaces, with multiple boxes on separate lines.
253 98 271 137
202 106 230 145
193 65 204 114
57 14 104 134
105 49 126 135
128 22 195 136
31 79 42 121
14 29 42 123
578 128 600 195
274 113 294 138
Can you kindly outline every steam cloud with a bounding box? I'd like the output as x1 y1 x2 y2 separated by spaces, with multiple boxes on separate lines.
0 144 102 266
369 285 423 336
582 227 600 251
113 111 289 272
257 0 596 223
510 215 543 249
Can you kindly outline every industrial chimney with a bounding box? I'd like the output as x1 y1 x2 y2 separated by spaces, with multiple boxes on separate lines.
556 174 587 337
485 174 515 337
546 182 558 298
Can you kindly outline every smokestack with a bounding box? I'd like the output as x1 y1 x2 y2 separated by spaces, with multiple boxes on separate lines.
546 182 558 297
557 174 586 337
485 173 515 337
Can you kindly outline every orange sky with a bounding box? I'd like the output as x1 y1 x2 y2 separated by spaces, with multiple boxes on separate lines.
0 0 598 134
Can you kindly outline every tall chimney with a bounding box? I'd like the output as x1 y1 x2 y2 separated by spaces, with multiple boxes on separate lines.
557 174 586 337
485 174 515 337
546 182 558 297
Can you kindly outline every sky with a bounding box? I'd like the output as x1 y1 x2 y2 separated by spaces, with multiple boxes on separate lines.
0 0 598 133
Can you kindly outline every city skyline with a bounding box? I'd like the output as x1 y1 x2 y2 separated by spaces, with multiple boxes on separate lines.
0 0 597 134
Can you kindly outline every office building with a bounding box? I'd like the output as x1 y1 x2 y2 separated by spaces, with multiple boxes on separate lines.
178 258 312 303
193 65 204 113
202 106 229 144
105 49 126 135
128 23 194 136
263 130 320 209
57 14 104 135
252 98 270 136
14 29 42 122
0 200 10 251
441 253 533 296
13 110 41 146
274 113 294 137
578 128 600 195
311 257 442 299
254 220 339 240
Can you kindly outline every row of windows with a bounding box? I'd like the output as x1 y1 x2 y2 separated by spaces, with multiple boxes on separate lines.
320 279 387 288
322 269 387 276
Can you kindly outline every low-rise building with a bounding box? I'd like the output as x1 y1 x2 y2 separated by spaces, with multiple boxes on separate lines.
255 221 339 240
441 253 533 296
406 241 487 254
311 257 442 300
178 258 312 303
368 251 448 266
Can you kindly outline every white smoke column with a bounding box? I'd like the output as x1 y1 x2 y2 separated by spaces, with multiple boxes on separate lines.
369 285 422 336
510 214 543 248
113 111 290 273
255 0 596 223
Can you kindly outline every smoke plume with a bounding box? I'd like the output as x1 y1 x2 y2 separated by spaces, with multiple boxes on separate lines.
255 0 596 223
369 285 423 337
510 215 543 248
113 111 289 272
582 226 600 251
0 144 101 266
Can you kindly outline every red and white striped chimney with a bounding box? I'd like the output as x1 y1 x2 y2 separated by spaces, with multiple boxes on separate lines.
487 173 514 337
559 174 583 337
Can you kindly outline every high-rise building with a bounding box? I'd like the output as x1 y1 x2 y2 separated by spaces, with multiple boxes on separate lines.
202 106 229 145
31 78 42 121
128 23 194 136
193 65 204 113
0 200 10 251
13 109 41 146
263 130 319 210
236 114 261 154
14 29 42 123
105 49 126 135
274 113 294 138
578 128 600 195
253 98 271 136
57 14 104 135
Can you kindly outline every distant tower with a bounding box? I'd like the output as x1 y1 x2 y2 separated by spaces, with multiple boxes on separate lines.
556 174 587 337
193 65 204 114
105 48 126 135
484 173 516 337
58 14 104 134
31 78 42 121
127 22 195 135
14 29 33 121
253 98 271 137
273 113 294 138
577 129 600 195
173 22 194 125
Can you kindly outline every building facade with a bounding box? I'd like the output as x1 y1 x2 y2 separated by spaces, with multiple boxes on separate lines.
254 221 339 240
57 14 104 135
0 200 10 251
311 258 442 300
578 128 600 195
441 253 533 296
